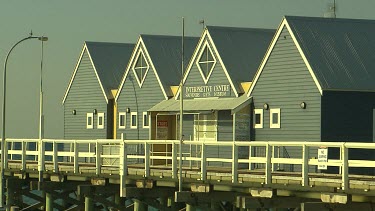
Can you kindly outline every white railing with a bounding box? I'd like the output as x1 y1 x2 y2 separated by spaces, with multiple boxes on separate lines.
3 138 375 192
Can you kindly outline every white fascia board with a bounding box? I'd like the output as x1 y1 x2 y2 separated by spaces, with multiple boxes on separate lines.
140 38 169 100
285 19 323 95
248 18 323 97
85 45 109 104
175 29 208 100
115 37 141 102
206 30 239 97
62 43 87 104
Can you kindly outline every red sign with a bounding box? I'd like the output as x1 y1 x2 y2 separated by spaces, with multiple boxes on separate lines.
157 121 168 127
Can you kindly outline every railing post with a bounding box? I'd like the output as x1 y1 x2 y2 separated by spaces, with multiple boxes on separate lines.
21 141 26 171
144 142 150 178
53 141 58 173
302 145 309 186
265 144 272 184
38 139 45 182
119 133 127 197
201 143 207 181
341 144 349 190
249 146 253 170
96 141 102 175
272 145 276 172
232 142 238 183
74 141 78 174
172 142 177 179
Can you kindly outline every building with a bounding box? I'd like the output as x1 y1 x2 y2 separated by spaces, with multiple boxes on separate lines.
115 35 199 140
149 26 275 163
62 42 134 139
248 16 375 173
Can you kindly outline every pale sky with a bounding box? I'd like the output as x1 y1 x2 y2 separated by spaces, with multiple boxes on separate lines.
0 0 374 138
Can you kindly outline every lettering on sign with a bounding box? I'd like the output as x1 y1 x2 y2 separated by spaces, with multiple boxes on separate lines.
184 85 231 98
318 147 328 170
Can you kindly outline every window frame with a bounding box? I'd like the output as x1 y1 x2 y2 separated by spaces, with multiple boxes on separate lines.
132 49 149 87
254 109 263 129
193 112 218 142
86 113 94 129
118 112 126 129
97 113 105 129
196 40 217 83
270 108 281 129
142 112 149 128
130 112 138 129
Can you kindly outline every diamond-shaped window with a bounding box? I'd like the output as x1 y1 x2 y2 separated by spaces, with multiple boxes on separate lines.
132 49 149 87
196 41 216 83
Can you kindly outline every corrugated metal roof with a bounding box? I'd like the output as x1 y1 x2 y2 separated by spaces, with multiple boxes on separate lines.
207 26 275 92
141 35 199 96
86 41 134 98
148 94 251 114
286 16 375 91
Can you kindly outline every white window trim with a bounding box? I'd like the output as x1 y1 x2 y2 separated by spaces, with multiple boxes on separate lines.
131 112 138 129
132 48 149 87
143 112 149 128
254 109 263 129
119 112 126 129
195 40 217 84
270 108 281 129
86 113 94 129
97 113 104 129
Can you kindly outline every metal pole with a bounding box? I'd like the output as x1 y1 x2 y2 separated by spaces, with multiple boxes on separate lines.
179 17 185 192
39 36 44 140
1 34 47 207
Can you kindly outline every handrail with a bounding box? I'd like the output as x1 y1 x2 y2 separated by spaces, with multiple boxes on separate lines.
3 138 375 192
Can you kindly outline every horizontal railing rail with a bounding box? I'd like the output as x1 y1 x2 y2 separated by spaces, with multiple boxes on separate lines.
3 137 375 192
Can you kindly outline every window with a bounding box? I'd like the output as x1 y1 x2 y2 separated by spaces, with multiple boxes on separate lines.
119 112 126 129
143 112 149 128
132 49 149 86
86 113 93 129
194 112 217 141
254 109 263 128
97 113 104 129
196 41 216 82
270 108 281 128
131 112 137 129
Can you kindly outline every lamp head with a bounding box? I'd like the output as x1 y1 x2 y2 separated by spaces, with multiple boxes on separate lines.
38 37 48 41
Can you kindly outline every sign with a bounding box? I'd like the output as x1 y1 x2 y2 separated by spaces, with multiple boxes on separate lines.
156 121 168 140
318 147 328 170
184 85 231 98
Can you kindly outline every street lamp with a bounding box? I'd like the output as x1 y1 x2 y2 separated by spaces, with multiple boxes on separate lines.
0 33 48 207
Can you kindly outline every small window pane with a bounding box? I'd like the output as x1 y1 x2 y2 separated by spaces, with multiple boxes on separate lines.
120 115 124 126
255 114 261 124
143 112 149 128
99 117 103 125
132 116 137 126
254 109 263 129
270 108 281 129
119 112 126 129
88 117 92 125
272 113 278 124
131 112 137 128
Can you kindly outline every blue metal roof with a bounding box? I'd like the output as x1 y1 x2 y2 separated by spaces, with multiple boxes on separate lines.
286 16 375 91
140 35 199 96
207 26 275 92
86 41 134 98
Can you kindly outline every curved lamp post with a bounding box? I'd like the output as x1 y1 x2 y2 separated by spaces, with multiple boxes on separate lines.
0 34 48 207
